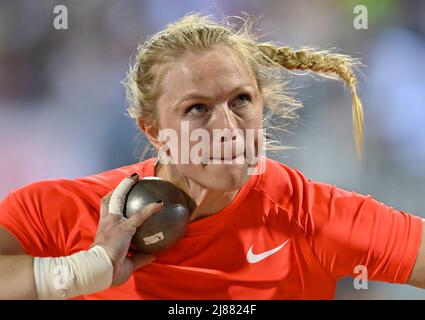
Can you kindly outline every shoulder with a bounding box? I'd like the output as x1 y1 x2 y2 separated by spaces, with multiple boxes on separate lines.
7 158 155 203
0 159 155 255
254 157 312 208
253 157 343 222
1 158 155 225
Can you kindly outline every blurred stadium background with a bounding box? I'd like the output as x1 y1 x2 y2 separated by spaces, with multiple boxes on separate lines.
1 0 424 299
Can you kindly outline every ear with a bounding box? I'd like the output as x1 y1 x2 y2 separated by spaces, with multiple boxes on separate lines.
139 118 161 150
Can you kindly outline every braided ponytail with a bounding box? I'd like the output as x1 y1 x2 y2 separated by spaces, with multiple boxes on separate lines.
257 43 364 159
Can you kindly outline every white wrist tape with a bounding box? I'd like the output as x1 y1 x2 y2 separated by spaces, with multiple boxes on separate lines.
33 245 113 300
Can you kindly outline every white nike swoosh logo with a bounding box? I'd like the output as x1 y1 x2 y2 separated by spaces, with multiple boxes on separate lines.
246 239 291 264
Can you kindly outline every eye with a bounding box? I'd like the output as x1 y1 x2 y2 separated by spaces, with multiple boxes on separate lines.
231 93 252 108
185 104 208 115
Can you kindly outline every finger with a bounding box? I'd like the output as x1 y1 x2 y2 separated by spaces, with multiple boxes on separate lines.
109 173 139 216
125 201 164 228
130 254 156 270
99 190 114 220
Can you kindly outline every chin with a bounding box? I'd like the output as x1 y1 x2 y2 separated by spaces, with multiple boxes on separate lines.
196 162 251 191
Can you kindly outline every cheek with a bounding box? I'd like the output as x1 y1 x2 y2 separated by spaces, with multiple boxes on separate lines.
241 100 263 127
158 113 179 131
156 111 185 147
254 102 264 126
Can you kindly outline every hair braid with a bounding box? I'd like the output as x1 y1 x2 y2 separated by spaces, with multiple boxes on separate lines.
257 43 364 158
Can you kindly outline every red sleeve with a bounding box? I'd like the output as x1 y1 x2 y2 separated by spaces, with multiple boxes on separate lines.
292 169 423 284
0 181 65 257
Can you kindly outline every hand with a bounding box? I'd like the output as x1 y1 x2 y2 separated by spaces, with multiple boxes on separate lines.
92 173 164 286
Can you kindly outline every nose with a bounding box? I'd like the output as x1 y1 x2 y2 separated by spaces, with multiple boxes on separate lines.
211 104 239 140
212 103 238 143
209 105 245 160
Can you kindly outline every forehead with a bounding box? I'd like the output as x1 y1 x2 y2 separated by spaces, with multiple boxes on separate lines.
160 46 256 100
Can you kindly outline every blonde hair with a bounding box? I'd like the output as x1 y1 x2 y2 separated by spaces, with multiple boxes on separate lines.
123 12 364 159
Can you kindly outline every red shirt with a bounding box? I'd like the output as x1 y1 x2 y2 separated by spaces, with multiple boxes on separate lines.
0 157 422 299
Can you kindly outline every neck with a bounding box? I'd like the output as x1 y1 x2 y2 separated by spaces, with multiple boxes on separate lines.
155 163 239 222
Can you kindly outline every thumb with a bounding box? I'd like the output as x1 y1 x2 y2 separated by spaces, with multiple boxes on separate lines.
131 253 156 270
126 201 164 228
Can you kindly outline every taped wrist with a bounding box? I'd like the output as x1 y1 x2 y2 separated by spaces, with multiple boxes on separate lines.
33 245 113 300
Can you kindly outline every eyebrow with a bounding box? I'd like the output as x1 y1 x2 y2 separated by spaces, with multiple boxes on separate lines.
173 84 254 110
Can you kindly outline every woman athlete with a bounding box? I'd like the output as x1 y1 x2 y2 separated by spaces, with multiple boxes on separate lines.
0 13 424 299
